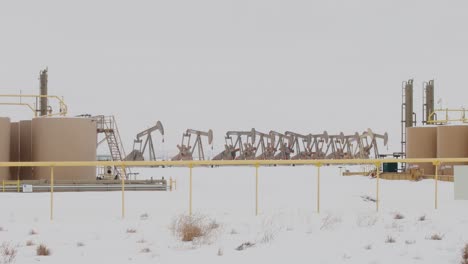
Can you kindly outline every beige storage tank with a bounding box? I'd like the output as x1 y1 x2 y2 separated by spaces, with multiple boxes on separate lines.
0 117 11 181
406 126 437 175
32 118 97 181
9 122 19 180
437 125 468 175
19 120 33 179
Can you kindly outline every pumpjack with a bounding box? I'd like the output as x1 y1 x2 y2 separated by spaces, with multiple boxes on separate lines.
285 131 312 159
212 129 256 160
172 129 213 161
125 121 164 161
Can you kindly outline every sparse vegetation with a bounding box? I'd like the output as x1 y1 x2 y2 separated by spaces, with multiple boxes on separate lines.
36 244 51 256
126 228 137 234
259 229 276 244
1 243 17 264
136 239 146 244
418 215 426 221
405 240 416 245
0 227 3 232
357 214 378 227
29 229 38 235
385 236 396 243
364 244 372 250
26 240 35 246
394 213 404 220
230 229 239 235
77 242 85 247
140 213 149 220
428 233 444 240
461 243 468 264
171 214 219 243
360 195 376 203
217 247 223 256
320 214 342 230
140 248 151 253
236 242 255 251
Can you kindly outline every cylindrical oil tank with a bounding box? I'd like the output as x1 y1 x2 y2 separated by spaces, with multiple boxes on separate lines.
18 120 33 180
0 117 11 181
32 118 97 181
406 126 437 175
437 125 468 175
9 122 19 180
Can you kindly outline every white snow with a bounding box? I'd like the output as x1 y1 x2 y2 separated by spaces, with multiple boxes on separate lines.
1 166 468 264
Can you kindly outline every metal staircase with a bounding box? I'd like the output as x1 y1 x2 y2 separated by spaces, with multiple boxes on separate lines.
95 115 129 179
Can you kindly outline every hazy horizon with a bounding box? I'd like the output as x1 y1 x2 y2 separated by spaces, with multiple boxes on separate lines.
1 0 468 157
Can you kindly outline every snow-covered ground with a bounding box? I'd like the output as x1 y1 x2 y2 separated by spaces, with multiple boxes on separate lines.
1 166 468 264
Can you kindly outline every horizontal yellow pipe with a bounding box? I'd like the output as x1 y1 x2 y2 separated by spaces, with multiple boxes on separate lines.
0 158 466 167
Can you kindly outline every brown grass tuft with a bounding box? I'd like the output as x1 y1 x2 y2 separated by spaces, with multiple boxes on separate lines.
171 214 219 243
140 248 151 253
26 240 35 246
29 229 38 235
126 228 137 234
36 244 51 256
461 243 468 264
1 243 17 264
429 233 444 240
385 235 396 243
394 213 404 220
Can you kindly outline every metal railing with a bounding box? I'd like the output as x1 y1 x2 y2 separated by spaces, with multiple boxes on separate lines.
0 158 462 221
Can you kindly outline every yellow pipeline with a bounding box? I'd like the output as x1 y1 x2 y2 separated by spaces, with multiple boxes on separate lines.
1 158 468 168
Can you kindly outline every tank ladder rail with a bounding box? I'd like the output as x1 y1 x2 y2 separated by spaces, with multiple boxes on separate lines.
95 115 130 179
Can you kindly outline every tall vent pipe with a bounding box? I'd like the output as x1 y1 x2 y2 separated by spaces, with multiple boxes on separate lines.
39 68 48 116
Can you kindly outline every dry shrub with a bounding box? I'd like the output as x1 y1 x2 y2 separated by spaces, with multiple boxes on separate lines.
217 247 223 256
418 215 426 221
385 236 396 243
364 244 372 250
76 242 85 247
29 229 38 235
394 213 404 220
140 213 149 220
428 233 444 240
171 214 219 243
1 243 17 264
461 243 468 264
357 214 378 227
235 242 255 251
136 239 146 244
361 195 376 203
36 244 51 256
405 240 416 245
26 240 35 246
126 228 137 234
320 214 342 230
0 227 3 232
140 248 151 253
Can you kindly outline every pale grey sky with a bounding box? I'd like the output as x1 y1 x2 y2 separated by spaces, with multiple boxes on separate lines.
1 0 468 156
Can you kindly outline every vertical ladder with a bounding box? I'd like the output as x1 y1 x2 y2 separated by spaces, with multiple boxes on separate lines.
401 85 406 158
95 116 129 179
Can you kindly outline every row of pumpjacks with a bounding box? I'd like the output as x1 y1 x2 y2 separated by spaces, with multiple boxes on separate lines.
170 128 388 161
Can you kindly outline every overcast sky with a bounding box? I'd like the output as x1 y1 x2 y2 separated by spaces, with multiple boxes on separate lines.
1 0 468 157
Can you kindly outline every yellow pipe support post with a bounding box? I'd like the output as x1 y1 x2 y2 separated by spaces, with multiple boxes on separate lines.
50 167 54 221
17 175 20 193
434 162 440 209
317 164 322 214
255 164 259 216
189 164 193 216
121 166 126 219
375 162 381 212
2 180 4 192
